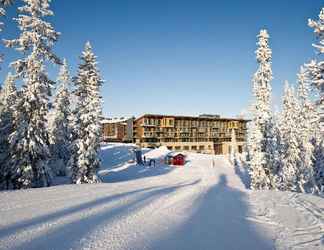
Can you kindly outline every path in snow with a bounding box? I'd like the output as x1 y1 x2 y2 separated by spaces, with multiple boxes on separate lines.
0 144 323 250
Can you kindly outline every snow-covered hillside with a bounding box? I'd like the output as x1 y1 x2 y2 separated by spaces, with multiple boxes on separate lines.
0 144 323 250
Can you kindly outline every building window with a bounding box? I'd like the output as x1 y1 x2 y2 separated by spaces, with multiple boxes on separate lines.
199 145 205 150
183 146 189 150
191 146 197 150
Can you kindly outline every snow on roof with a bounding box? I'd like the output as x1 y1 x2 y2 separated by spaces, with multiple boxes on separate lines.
101 117 131 124
167 152 186 157
144 146 171 159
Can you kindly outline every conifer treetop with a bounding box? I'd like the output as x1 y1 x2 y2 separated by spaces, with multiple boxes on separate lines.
252 29 273 115
4 0 61 68
256 29 272 63
297 66 310 102
308 8 324 54
74 41 103 96
57 58 70 88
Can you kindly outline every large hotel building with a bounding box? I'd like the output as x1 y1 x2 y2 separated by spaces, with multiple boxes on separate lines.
133 114 248 155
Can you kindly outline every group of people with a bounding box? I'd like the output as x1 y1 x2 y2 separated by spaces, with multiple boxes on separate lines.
143 156 156 167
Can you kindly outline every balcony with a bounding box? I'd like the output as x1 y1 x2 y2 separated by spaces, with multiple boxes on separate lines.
142 123 157 127
143 133 157 138
162 133 176 138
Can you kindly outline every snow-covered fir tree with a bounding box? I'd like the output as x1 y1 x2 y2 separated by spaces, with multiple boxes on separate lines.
249 29 278 190
0 73 17 189
308 8 324 54
3 0 60 189
68 42 103 184
296 67 318 192
307 8 324 133
305 7 324 192
49 59 72 176
277 82 302 192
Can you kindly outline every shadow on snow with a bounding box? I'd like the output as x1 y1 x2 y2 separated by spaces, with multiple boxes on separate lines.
5 180 201 250
101 163 174 183
149 174 273 250
234 159 251 189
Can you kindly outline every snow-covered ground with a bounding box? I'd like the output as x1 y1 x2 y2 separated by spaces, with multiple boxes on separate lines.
0 143 323 250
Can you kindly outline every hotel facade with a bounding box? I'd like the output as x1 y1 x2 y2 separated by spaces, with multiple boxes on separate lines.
133 114 248 155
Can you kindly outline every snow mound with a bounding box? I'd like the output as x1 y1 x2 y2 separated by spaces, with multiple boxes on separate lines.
144 146 170 159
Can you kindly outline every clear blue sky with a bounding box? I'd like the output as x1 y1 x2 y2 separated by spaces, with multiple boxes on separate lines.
1 0 323 118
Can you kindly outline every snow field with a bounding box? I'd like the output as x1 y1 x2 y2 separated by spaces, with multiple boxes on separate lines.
0 143 323 250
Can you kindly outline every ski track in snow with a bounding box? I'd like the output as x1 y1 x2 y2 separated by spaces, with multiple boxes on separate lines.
0 143 323 250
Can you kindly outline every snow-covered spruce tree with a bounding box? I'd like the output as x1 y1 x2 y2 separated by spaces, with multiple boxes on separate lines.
0 73 17 189
306 7 324 192
296 67 318 193
3 0 61 189
306 80 324 192
277 82 302 192
308 8 324 54
69 42 103 184
249 29 278 190
307 8 324 132
49 59 71 176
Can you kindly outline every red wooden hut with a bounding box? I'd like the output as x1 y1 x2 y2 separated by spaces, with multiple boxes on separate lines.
165 153 186 166
173 153 185 166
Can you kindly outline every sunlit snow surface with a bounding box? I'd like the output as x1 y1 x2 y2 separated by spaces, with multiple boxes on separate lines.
0 143 323 250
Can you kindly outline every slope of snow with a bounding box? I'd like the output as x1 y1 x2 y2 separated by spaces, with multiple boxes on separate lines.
0 143 323 250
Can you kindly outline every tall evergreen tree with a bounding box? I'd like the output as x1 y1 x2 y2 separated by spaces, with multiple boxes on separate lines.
0 73 17 189
277 82 301 192
69 42 103 184
296 67 318 192
49 59 71 176
306 7 324 192
308 8 324 54
3 0 60 188
307 8 324 132
249 29 278 190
